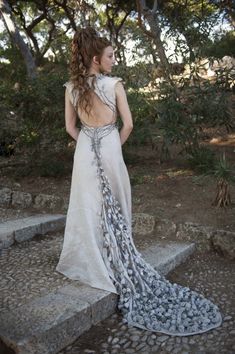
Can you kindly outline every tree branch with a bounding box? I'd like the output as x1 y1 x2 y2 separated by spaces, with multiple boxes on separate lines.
136 0 155 38
152 0 158 14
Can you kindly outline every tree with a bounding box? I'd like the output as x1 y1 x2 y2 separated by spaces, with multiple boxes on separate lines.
0 0 37 78
136 0 173 83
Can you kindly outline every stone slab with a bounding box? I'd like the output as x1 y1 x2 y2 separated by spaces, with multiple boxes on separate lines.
0 286 91 354
0 214 66 249
211 229 235 260
57 284 118 325
0 241 195 354
141 241 195 275
41 216 66 235
0 230 14 249
14 223 42 242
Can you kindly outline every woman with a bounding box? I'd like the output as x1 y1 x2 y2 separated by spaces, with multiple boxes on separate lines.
56 27 222 336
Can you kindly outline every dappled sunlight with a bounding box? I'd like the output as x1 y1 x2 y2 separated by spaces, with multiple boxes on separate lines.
165 169 194 178
209 134 235 146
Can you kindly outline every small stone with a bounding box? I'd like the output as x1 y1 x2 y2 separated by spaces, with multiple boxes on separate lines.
107 336 112 343
112 337 119 345
176 337 181 344
151 344 160 351
120 325 127 330
224 315 232 321
165 344 174 352
124 349 136 354
141 334 148 342
119 338 127 345
147 338 155 346
130 335 140 342
112 344 121 349
135 342 148 351
157 335 169 343
101 343 108 348
123 341 131 349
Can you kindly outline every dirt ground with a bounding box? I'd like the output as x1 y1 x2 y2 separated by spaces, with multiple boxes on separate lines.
0 131 235 232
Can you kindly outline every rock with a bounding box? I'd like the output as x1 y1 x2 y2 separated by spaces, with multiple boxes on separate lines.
157 335 169 342
12 191 33 208
112 337 119 344
0 230 14 248
211 230 235 260
155 218 177 238
34 193 62 210
0 188 12 206
132 213 155 235
176 222 213 251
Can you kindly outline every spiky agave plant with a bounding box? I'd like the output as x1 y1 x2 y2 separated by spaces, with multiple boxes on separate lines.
212 152 235 208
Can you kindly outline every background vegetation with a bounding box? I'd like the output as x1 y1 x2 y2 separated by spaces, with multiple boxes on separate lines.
0 0 234 204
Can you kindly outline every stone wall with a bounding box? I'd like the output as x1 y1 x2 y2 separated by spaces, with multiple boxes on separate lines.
1 187 234 259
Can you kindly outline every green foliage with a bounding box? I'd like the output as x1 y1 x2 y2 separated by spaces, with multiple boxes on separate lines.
156 72 234 161
113 62 153 89
191 152 235 198
212 153 235 182
202 31 235 59
36 153 73 177
0 67 69 168
0 43 27 81
0 0 233 180
114 62 158 147
124 89 157 147
130 175 145 186
187 147 216 174
157 84 199 156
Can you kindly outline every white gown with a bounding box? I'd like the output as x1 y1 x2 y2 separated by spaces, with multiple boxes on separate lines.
56 74 222 336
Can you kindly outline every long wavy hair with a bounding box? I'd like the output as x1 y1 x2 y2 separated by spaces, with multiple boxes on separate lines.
70 27 112 115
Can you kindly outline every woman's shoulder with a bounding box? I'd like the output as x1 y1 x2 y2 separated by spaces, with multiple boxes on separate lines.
63 81 79 107
99 74 123 86
63 80 74 92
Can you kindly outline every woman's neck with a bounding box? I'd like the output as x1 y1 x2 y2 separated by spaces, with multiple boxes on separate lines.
88 68 101 76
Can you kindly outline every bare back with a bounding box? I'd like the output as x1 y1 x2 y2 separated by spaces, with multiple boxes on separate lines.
65 74 122 128
77 91 116 127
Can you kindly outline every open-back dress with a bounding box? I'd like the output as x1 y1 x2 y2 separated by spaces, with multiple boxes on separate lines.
56 74 222 336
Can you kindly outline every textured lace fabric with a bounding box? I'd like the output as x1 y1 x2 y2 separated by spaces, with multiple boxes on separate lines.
80 123 223 336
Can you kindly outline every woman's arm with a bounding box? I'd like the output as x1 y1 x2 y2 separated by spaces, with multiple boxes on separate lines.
65 89 80 141
115 82 133 145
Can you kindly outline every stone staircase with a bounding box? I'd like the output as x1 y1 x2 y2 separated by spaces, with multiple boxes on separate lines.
0 245 195 354
0 213 196 354
0 214 66 249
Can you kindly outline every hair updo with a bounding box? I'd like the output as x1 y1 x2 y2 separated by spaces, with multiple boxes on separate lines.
69 27 112 115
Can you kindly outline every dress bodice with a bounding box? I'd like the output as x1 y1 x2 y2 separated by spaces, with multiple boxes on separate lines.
64 74 122 114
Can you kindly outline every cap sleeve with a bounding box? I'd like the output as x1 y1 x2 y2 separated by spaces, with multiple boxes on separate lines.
63 81 79 107
112 76 123 86
94 75 123 113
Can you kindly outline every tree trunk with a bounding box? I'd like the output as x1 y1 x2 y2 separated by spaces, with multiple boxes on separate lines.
143 9 171 82
136 0 175 86
0 0 37 78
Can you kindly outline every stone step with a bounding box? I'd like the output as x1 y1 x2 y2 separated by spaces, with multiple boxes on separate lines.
0 241 195 354
0 214 66 249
